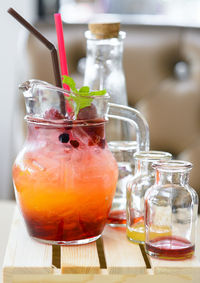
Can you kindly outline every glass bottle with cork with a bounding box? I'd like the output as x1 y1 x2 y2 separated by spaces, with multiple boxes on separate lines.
84 21 128 119
84 22 149 226
84 21 129 140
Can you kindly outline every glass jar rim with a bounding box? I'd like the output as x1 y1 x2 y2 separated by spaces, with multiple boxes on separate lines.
152 160 193 172
134 150 172 162
20 80 110 127
25 116 107 128
19 80 110 100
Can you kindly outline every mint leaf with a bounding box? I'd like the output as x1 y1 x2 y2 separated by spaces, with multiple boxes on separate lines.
62 76 106 117
62 75 77 91
90 89 107 96
79 97 93 109
79 86 90 93
67 95 92 117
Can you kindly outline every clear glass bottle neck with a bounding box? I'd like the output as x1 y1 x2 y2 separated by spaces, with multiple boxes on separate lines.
84 31 128 105
155 170 190 186
135 160 155 176
85 34 124 63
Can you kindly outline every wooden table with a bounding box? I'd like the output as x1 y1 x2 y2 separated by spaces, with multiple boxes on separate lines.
0 201 200 283
0 202 15 283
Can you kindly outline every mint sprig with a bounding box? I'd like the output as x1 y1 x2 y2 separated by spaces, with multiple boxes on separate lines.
63 76 77 92
62 75 106 117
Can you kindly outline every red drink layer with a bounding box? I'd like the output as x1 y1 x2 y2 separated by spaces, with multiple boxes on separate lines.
108 207 140 225
13 109 118 244
146 236 195 260
107 210 126 225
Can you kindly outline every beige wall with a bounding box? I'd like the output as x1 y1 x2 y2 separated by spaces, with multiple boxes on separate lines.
0 0 36 198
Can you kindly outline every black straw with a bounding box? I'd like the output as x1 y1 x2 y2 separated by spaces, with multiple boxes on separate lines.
8 7 66 115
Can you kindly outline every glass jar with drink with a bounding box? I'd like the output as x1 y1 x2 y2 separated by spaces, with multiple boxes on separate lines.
13 79 149 245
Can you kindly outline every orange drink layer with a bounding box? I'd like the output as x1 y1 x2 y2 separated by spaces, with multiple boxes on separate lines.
13 118 118 244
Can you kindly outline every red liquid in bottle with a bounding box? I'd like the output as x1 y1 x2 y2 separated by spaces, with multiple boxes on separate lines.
107 210 126 225
146 236 195 260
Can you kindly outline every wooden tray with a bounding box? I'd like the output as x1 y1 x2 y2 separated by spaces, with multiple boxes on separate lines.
2 208 200 283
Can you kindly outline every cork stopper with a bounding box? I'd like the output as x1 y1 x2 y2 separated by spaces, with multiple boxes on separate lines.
88 22 120 39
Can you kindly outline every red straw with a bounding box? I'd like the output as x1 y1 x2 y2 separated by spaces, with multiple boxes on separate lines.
54 13 70 91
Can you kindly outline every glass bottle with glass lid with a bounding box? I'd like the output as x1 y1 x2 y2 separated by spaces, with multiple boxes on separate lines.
145 160 198 260
126 151 172 244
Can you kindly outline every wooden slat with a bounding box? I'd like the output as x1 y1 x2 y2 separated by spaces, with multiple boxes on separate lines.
3 208 53 283
102 225 147 274
150 256 200 278
2 204 200 282
61 242 100 274
12 273 196 283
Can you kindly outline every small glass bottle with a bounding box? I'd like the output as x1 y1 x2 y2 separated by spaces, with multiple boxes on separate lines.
126 151 172 243
107 141 137 226
145 160 198 260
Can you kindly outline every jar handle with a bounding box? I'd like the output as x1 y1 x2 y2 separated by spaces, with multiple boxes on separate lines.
107 103 150 151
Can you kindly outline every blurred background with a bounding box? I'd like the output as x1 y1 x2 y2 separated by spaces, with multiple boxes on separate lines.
1 0 200 202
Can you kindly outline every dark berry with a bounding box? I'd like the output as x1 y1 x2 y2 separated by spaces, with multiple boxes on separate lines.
44 108 64 120
98 139 105 149
77 104 97 120
70 140 79 148
59 133 70 143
